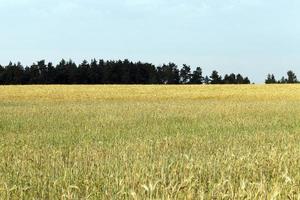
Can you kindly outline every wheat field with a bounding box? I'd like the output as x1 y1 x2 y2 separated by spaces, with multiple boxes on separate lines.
0 85 300 199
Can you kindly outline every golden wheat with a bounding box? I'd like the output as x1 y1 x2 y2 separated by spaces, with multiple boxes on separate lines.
0 85 300 199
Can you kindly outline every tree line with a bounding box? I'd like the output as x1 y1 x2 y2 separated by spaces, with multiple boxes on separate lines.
0 59 251 85
265 71 299 84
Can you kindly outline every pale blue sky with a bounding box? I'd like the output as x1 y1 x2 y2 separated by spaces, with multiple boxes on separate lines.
1 0 300 83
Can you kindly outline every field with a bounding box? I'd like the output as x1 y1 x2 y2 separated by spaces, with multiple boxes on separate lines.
0 85 300 199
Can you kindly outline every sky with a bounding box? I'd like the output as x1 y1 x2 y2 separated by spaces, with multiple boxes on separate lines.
0 0 300 83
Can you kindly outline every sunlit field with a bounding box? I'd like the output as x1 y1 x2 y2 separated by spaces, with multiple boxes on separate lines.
1 85 300 199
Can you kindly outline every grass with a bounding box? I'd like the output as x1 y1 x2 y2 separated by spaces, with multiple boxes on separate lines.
0 85 300 199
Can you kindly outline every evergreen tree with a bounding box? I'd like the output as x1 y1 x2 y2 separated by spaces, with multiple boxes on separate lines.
3 62 24 84
29 62 41 84
280 76 287 84
159 63 180 84
236 74 244 84
287 70 298 83
66 60 78 84
223 73 237 84
210 70 222 84
190 67 203 84
265 74 277 84
46 62 56 84
22 66 31 84
77 60 90 84
54 59 67 84
179 64 191 84
243 77 251 84
37 60 47 84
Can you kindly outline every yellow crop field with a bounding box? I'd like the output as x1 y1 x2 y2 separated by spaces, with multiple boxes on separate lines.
1 85 300 199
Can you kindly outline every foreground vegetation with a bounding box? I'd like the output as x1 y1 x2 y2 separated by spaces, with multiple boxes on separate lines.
0 85 300 199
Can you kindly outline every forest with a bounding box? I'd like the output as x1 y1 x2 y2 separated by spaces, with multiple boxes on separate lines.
0 59 250 85
0 59 298 84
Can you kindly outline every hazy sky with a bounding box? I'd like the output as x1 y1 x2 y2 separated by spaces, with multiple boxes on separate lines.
1 0 299 83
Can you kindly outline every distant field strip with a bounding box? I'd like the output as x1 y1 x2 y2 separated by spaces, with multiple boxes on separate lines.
0 85 300 199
